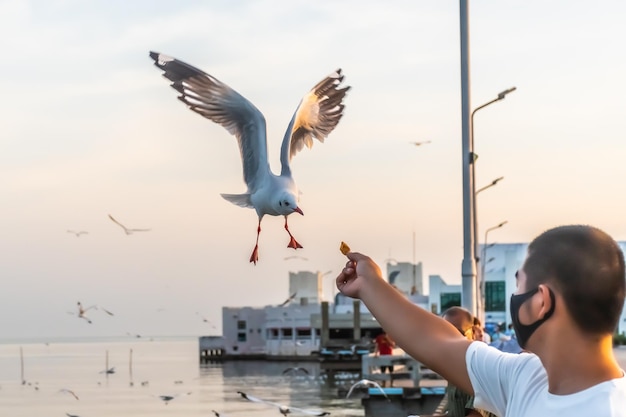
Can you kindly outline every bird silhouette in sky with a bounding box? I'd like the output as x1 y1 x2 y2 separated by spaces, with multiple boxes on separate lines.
153 392 192 405
237 391 330 416
278 292 298 307
68 302 114 324
67 230 88 237
150 52 350 264
58 388 80 400
108 214 151 235
409 140 432 146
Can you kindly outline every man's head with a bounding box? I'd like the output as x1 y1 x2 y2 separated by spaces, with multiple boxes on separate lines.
514 225 625 347
442 306 474 339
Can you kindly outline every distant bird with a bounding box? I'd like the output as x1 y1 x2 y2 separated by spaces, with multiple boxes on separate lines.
278 292 298 307
58 388 80 400
100 366 115 375
108 214 151 235
346 379 389 401
69 301 114 324
153 392 192 405
67 230 88 237
195 312 217 328
237 391 330 416
282 367 310 376
150 51 350 264
212 410 227 417
409 140 432 146
66 413 80 417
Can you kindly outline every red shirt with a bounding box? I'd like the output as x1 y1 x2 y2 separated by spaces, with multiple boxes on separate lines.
375 334 394 355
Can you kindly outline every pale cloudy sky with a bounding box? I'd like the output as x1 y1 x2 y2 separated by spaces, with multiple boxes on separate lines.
1 0 625 339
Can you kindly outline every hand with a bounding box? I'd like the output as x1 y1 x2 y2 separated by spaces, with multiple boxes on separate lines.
336 252 383 299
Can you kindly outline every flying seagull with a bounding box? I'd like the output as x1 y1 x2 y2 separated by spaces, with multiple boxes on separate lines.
237 391 330 416
108 214 151 235
68 302 114 324
153 392 192 405
58 388 80 400
149 52 350 264
67 230 88 237
282 367 310 376
345 379 389 401
278 292 298 307
409 140 432 146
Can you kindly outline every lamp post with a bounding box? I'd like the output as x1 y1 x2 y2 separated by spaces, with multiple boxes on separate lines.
470 87 515 318
479 221 508 323
474 176 503 315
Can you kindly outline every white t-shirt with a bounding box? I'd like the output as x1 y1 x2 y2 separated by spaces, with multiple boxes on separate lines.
466 341 626 416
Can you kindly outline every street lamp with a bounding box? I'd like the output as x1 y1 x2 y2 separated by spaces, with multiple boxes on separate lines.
478 221 508 322
470 87 515 316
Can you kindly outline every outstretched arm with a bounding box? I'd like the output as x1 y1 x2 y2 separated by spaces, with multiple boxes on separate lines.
337 252 474 394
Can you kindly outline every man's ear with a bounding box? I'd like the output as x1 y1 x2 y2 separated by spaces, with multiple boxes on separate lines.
537 284 554 319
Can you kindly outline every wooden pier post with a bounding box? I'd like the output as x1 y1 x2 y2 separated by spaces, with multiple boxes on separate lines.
353 300 361 341
321 301 330 348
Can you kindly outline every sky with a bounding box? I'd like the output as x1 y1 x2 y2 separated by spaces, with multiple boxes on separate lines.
1 0 626 339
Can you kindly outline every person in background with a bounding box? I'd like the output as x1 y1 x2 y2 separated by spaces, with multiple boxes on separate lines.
374 331 396 386
473 317 491 344
442 307 497 417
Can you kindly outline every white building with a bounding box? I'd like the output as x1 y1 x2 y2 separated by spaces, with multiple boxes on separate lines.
385 261 424 296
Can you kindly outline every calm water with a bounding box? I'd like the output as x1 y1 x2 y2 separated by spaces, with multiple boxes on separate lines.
3 338 625 417
0 337 364 417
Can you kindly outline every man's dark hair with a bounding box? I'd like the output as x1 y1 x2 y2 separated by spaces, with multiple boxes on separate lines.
523 225 625 334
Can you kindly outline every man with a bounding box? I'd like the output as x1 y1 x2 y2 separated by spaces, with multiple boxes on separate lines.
442 307 495 417
337 225 626 416
374 331 395 386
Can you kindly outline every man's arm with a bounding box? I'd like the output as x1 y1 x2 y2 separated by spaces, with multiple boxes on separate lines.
337 253 474 394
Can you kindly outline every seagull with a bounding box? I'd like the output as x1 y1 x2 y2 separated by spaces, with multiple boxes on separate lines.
69 302 114 324
346 379 389 401
278 292 298 307
409 140 432 146
237 391 330 416
67 230 88 237
153 392 192 405
150 52 350 264
99 366 115 375
58 388 80 400
195 312 217 328
282 367 309 376
108 214 151 235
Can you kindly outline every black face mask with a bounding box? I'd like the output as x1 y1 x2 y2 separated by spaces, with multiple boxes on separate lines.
510 286 556 349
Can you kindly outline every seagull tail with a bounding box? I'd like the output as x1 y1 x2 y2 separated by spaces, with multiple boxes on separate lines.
220 193 253 208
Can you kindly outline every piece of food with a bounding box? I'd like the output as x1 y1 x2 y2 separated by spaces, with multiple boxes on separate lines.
340 241 351 255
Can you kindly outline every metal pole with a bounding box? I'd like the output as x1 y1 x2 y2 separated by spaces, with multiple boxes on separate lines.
460 0 476 316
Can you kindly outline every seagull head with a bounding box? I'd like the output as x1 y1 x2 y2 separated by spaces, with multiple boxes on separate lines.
276 193 303 216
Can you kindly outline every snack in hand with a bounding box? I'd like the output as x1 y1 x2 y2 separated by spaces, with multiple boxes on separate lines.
339 241 351 256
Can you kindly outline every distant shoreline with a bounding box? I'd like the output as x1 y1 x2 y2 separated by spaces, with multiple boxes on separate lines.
0 334 198 345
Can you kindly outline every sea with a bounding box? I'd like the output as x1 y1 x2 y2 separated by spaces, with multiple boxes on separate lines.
2 337 626 417
0 336 364 417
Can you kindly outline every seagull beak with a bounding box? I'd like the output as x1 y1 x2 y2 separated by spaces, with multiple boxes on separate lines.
293 207 304 215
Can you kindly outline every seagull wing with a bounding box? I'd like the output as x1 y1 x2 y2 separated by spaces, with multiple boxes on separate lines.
279 69 350 176
287 406 330 416
98 307 114 316
128 228 151 232
363 379 389 399
237 391 283 408
108 214 129 232
150 52 270 195
59 388 79 400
